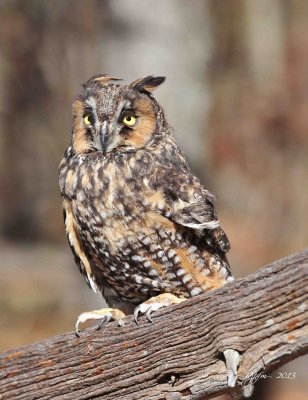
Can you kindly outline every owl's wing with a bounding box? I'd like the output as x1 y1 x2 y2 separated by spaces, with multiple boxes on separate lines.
154 159 230 254
62 197 102 294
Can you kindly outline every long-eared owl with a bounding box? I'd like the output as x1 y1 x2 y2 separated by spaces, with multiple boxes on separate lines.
59 74 234 333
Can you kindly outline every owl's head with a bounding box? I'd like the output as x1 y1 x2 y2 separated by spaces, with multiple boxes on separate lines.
71 74 166 155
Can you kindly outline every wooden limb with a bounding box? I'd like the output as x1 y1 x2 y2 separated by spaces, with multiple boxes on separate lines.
1 249 307 400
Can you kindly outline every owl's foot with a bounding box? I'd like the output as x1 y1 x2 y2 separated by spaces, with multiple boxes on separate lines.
75 308 126 337
134 293 185 324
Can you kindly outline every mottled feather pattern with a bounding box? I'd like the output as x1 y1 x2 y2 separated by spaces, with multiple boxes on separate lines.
59 75 233 307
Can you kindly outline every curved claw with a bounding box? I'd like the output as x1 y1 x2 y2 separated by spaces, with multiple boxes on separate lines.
75 311 102 336
117 319 125 327
134 307 141 325
145 306 154 323
96 315 108 332
133 294 186 325
75 308 126 337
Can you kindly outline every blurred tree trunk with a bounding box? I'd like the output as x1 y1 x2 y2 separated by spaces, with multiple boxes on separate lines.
0 0 107 241
104 0 212 176
1 3 50 240
206 0 308 271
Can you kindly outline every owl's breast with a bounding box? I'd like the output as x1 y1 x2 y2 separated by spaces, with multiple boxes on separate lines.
68 153 153 241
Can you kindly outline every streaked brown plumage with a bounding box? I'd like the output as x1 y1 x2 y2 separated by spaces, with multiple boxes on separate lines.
59 74 234 331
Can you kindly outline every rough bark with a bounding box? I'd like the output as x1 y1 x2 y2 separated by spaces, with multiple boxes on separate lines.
0 249 307 400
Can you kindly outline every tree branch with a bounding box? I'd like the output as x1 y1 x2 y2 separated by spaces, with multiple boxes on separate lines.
1 249 307 400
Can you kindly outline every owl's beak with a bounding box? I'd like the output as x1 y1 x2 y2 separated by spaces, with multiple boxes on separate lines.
100 121 108 155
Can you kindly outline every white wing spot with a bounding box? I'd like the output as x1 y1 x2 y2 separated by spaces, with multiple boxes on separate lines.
190 287 203 296
176 269 185 277
182 274 192 284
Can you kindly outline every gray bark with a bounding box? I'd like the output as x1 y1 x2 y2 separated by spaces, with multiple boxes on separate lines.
0 248 307 400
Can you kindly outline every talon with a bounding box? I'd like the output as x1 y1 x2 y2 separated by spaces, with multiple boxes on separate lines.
75 308 126 336
96 315 108 332
133 294 186 325
134 307 141 325
117 319 125 327
223 349 241 387
145 307 153 323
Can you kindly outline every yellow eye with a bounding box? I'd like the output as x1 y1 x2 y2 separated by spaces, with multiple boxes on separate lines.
83 113 92 125
122 115 137 126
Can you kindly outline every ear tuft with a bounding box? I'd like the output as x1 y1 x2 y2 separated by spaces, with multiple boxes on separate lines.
82 74 123 88
129 75 165 93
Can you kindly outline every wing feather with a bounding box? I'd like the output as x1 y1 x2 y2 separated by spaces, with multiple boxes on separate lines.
153 148 231 254
62 198 99 293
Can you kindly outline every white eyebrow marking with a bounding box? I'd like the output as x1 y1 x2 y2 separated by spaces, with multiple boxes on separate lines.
85 96 100 132
109 99 131 137
116 100 131 121
85 96 97 113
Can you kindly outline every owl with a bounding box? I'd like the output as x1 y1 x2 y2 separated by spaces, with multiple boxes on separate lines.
59 74 234 335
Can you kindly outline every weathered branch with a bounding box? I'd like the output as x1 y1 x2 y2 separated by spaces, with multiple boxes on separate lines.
1 249 307 400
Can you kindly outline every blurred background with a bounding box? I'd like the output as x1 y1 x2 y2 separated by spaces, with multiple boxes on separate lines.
0 1 307 399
